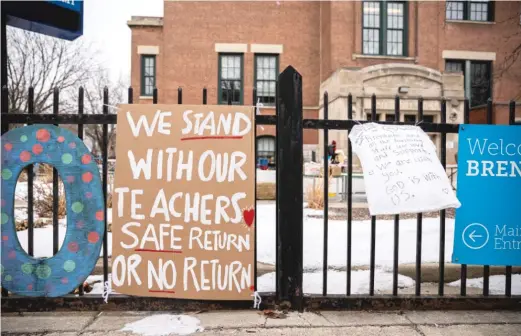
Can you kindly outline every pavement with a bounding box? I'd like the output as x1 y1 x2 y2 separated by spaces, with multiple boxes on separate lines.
2 310 521 335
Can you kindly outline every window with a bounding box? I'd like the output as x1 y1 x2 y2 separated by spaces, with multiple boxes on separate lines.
446 1 493 22
366 113 378 120
446 59 492 107
404 114 434 123
141 55 156 96
470 61 492 107
255 55 278 105
423 115 434 123
257 136 276 165
385 114 396 121
218 54 243 105
404 114 416 123
363 1 407 56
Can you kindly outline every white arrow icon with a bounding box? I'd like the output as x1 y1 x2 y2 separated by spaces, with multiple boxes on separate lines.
462 223 489 250
468 230 483 242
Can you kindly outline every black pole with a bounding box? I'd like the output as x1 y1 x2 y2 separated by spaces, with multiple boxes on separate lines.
276 66 303 310
2 8 8 117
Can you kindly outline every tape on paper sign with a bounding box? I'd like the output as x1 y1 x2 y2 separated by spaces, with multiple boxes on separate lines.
1 125 104 297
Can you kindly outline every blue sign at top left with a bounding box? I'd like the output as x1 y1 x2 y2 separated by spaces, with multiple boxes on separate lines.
4 0 83 41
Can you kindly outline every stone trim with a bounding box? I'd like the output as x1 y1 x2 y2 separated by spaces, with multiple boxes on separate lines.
352 54 416 62
137 46 159 55
139 96 154 100
215 43 248 53
127 16 163 27
442 50 496 61
250 44 283 54
446 20 495 25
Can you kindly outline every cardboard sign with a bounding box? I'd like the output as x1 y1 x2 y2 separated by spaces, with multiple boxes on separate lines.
111 105 255 300
452 125 521 266
349 123 460 215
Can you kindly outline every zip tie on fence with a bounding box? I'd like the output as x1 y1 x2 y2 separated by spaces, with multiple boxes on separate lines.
102 280 112 303
252 291 262 309
103 104 120 111
256 98 265 131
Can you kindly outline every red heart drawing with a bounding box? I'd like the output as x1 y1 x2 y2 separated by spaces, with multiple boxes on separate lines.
243 208 255 228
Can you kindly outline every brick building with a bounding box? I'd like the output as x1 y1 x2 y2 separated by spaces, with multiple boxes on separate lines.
128 1 521 164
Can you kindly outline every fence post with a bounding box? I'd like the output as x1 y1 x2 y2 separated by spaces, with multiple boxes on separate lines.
276 66 303 309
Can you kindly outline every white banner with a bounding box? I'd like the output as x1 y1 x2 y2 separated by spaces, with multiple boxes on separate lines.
349 123 460 215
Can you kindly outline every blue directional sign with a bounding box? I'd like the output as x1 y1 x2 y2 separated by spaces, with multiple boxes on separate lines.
452 124 521 266
4 0 83 41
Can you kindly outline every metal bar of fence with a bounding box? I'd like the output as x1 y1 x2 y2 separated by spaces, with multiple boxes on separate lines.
276 67 303 309
323 92 329 296
506 100 515 297
393 95 400 296
78 87 85 296
203 87 207 105
369 94 376 296
102 87 109 284
52 88 59 255
461 98 469 297
27 87 34 257
346 93 353 296
1 86 7 133
275 80 279 296
439 98 447 296
483 98 493 297
3 114 464 132
253 87 258 291
178 87 182 104
415 97 424 296
1 85 7 298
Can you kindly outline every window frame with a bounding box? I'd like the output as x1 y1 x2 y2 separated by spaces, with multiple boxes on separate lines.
445 1 494 22
218 53 244 105
254 54 279 106
445 59 492 107
256 135 276 164
362 0 408 57
140 55 156 97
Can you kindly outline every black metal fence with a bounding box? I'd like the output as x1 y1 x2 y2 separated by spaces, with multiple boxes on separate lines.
1 66 520 311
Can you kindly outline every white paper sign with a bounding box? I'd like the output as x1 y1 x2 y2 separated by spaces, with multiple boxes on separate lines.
349 123 461 215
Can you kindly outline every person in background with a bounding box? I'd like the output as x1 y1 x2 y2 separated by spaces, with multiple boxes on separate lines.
327 140 339 164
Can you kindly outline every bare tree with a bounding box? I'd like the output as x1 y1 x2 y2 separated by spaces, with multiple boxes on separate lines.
6 27 98 114
81 69 127 158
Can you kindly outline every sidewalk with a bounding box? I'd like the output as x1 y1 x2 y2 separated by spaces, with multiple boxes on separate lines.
2 310 521 335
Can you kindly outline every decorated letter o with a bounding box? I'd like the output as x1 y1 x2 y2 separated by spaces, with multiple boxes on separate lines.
1 125 104 297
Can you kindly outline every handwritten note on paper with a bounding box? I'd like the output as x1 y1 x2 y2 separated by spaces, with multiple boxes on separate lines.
111 105 255 300
349 123 461 216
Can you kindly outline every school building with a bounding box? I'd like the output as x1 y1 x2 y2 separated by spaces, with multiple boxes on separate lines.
127 1 521 165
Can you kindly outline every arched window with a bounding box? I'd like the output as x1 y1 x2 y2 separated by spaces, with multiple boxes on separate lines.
257 136 276 165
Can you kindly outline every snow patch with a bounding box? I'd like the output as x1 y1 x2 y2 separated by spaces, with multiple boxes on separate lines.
17 225 112 258
258 269 415 294
120 314 204 336
448 274 521 295
256 202 455 270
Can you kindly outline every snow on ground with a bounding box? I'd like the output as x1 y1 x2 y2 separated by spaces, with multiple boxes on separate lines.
448 275 521 295
257 169 366 194
256 202 454 271
258 269 415 294
86 274 119 295
17 223 113 258
120 314 204 336
15 201 451 270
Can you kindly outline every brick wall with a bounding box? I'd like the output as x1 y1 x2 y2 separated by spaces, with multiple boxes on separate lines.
130 1 521 136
